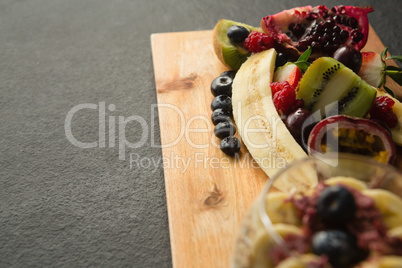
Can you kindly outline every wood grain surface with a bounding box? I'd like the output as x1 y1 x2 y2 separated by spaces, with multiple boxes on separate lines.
151 27 401 268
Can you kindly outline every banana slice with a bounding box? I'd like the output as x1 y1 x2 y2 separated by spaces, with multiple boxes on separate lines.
359 256 402 268
232 49 314 191
375 90 402 145
251 223 302 268
388 225 402 238
362 189 402 228
325 176 368 191
276 254 328 268
264 192 301 226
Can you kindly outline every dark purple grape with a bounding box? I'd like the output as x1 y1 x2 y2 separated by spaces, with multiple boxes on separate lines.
211 76 233 96
227 25 249 43
220 136 241 156
332 46 362 73
286 108 312 138
214 121 236 139
211 95 232 112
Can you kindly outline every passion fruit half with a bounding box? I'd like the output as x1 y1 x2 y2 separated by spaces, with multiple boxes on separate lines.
308 115 396 164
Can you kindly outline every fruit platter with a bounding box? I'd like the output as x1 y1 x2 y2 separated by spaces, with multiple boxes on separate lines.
211 5 402 178
151 4 402 268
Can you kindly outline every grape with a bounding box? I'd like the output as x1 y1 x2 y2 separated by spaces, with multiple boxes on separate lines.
285 108 315 148
332 46 362 73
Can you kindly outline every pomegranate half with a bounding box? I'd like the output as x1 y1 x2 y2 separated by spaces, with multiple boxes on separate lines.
261 5 373 59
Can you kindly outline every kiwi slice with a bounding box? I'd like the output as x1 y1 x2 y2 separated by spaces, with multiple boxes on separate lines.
296 57 345 111
212 19 260 70
296 57 376 118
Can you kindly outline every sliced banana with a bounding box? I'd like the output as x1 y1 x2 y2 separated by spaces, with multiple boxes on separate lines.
276 254 327 268
362 189 402 228
251 223 302 268
264 192 301 226
359 256 402 268
325 176 368 191
388 225 402 238
232 49 314 191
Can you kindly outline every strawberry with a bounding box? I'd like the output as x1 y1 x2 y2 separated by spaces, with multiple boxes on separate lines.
357 52 385 88
273 63 303 88
357 47 402 92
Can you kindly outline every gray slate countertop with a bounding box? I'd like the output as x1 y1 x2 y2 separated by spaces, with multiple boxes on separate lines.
1 0 401 267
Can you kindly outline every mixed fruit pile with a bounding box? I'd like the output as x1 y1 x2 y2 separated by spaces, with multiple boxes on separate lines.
209 4 402 268
210 5 402 164
254 176 402 267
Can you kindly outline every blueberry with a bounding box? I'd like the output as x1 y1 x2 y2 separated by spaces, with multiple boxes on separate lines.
220 136 241 156
214 121 236 139
211 108 232 125
275 53 289 68
220 70 237 80
312 230 368 267
226 25 249 43
317 185 356 224
211 76 233 96
211 95 232 112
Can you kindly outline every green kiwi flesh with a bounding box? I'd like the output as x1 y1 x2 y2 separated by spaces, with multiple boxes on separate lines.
296 57 376 118
214 19 260 70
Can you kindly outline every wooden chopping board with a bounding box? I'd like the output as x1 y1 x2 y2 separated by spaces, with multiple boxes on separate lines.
150 26 402 268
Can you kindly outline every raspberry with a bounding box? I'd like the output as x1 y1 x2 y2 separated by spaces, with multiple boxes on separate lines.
370 96 397 128
273 82 296 115
243 31 275 53
270 81 289 95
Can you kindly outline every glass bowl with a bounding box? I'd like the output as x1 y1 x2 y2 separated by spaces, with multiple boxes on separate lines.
232 153 402 268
